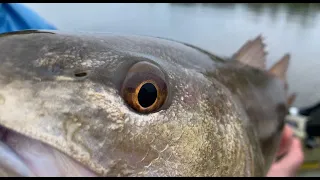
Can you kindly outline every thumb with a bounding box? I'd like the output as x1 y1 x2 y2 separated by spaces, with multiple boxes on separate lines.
277 125 293 157
272 138 304 176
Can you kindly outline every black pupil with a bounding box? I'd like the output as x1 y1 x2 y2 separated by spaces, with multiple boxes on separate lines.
138 83 158 108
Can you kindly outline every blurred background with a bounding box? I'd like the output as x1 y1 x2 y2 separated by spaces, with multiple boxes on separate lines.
21 3 320 176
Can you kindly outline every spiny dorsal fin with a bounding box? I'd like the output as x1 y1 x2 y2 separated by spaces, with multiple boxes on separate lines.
268 54 290 82
232 35 267 70
287 93 297 106
269 54 292 107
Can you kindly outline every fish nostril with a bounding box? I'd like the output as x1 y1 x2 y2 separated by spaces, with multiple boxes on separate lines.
74 72 88 77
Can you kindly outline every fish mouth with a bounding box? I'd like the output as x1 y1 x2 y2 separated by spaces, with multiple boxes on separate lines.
0 125 97 177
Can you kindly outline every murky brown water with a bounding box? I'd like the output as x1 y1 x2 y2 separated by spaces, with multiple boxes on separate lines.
24 3 320 108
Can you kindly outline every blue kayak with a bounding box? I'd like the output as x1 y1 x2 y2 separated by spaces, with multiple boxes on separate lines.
0 3 57 34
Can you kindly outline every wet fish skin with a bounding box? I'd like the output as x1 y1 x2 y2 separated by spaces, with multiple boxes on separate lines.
0 30 290 176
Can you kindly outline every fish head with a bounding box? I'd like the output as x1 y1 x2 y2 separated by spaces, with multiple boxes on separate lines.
0 30 289 177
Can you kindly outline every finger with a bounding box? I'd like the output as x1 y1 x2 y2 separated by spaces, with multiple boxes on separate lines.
277 125 294 156
273 138 304 175
267 137 304 177
285 138 304 165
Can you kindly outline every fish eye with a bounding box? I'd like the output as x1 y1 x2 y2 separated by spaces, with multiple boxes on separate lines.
121 61 168 114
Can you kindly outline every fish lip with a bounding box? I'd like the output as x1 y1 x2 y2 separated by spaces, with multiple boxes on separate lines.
0 124 100 177
0 125 35 177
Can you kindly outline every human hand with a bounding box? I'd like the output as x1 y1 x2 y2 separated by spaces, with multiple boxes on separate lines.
267 125 304 177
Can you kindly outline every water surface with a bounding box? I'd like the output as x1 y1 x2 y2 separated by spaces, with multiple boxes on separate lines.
23 3 320 107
